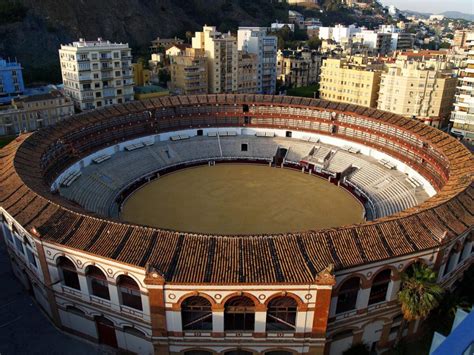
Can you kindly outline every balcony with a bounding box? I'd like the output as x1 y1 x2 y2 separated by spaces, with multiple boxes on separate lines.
120 305 144 319
90 294 112 308
61 285 82 298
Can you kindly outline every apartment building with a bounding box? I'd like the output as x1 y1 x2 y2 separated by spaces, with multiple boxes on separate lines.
237 52 258 93
0 58 25 105
237 27 278 94
319 56 383 107
451 35 474 142
378 25 415 51
150 37 184 53
169 48 208 95
192 26 238 94
59 38 134 110
378 59 457 127
277 49 322 88
0 90 74 135
355 30 392 55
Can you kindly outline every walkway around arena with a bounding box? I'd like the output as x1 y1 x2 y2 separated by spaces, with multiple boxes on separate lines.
0 240 116 355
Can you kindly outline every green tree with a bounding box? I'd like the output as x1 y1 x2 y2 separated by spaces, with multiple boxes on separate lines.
396 263 443 344
307 36 322 50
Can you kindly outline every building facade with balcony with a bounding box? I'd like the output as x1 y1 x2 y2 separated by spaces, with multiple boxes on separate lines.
237 27 278 94
0 58 25 105
319 56 383 107
59 38 134 110
378 59 457 127
170 48 209 95
451 35 474 143
192 26 238 94
277 49 322 88
0 90 74 135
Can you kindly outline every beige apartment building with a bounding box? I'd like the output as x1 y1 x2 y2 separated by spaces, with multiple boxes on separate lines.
237 52 258 93
0 90 74 135
192 26 238 94
377 59 457 127
169 48 208 95
277 49 322 88
319 56 383 107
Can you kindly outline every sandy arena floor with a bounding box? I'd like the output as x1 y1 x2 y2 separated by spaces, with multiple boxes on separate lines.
121 164 364 234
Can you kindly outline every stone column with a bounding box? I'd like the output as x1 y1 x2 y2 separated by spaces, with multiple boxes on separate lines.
77 272 90 302
356 287 370 311
107 281 121 311
212 304 224 337
254 304 267 337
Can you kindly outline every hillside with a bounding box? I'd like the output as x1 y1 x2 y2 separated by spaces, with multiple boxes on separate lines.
0 0 386 84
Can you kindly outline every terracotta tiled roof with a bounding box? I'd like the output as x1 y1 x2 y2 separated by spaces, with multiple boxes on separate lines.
0 95 472 284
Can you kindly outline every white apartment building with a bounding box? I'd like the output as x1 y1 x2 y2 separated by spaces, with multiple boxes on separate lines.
237 27 278 94
451 35 474 143
59 38 134 111
378 25 415 51
355 30 392 55
192 26 238 94
318 25 361 43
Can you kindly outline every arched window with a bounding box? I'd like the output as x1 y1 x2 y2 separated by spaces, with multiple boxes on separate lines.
224 296 255 331
86 265 110 300
181 296 212 331
57 257 80 290
266 296 297 331
117 275 142 310
368 269 391 305
266 351 293 355
66 305 85 316
336 277 360 314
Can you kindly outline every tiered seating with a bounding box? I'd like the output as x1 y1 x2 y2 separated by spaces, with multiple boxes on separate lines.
125 142 145 151
61 171 82 187
326 151 353 173
378 159 396 170
58 134 429 220
170 135 190 141
93 154 111 164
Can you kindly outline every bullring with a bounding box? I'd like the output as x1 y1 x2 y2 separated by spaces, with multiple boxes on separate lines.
0 94 472 354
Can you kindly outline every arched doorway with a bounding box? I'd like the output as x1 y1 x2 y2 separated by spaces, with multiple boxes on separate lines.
95 315 117 348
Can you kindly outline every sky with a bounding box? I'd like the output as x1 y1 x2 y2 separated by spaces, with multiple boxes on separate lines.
379 0 473 14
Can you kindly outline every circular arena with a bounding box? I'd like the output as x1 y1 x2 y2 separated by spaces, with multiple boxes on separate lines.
0 94 472 355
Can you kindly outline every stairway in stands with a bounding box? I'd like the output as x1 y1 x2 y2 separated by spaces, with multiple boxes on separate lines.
273 147 288 167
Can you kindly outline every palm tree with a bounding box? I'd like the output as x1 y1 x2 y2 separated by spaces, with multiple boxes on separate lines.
395 263 443 344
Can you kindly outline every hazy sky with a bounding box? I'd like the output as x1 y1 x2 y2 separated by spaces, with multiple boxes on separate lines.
379 0 473 14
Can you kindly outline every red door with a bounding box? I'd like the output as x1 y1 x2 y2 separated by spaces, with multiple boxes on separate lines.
96 316 118 348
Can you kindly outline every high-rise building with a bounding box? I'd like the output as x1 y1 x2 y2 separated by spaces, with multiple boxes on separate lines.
319 56 383 107
378 59 457 127
192 26 238 94
169 48 208 95
451 35 474 143
237 52 258 94
0 58 25 105
237 27 278 94
59 38 134 110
